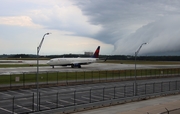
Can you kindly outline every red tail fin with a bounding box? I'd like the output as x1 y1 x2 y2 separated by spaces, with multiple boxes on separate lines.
92 46 100 58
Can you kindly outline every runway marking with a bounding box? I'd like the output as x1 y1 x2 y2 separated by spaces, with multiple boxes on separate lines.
81 96 100 102
91 94 103 99
16 104 32 111
45 101 64 107
0 92 12 97
58 99 74 105
100 93 114 98
70 98 88 103
7 90 24 95
34 103 50 110
38 89 48 93
0 107 17 114
19 89 33 93
16 97 30 101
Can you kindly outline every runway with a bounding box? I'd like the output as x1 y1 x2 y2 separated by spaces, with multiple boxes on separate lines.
0 60 180 75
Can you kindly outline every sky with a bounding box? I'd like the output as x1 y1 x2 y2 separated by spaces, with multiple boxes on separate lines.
1 0 180 56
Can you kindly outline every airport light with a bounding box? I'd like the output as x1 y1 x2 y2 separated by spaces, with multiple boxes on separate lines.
134 42 147 96
37 33 51 111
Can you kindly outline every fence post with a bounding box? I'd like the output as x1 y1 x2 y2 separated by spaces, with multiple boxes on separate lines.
91 71 93 82
46 72 48 85
103 87 105 101
99 71 100 82
125 70 126 79
12 96 15 113
57 72 58 85
23 72 25 87
57 92 59 108
10 73 12 89
84 71 85 83
38 92 40 111
124 85 126 98
165 107 169 114
75 72 77 83
106 71 107 82
32 93 34 112
90 89 92 103
153 83 155 93
74 90 76 106
112 70 114 81
66 72 68 85
136 83 138 95
114 86 116 99
161 82 163 92
145 83 146 95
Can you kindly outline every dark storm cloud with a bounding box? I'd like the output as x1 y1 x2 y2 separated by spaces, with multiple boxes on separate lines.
72 0 180 55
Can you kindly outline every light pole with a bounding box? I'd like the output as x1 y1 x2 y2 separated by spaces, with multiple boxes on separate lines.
134 42 147 96
37 33 51 111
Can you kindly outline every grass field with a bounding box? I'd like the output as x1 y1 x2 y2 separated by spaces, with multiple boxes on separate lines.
100 60 180 65
0 68 179 85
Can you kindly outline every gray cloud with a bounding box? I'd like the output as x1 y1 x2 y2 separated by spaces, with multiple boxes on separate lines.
114 15 180 55
2 0 180 55
73 0 180 55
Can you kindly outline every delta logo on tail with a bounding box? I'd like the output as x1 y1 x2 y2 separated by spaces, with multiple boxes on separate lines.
47 46 100 68
92 46 100 58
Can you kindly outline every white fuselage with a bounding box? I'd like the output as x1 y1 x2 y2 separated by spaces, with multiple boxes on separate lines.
47 58 98 67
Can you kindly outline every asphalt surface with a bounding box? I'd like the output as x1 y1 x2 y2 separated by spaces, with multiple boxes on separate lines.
0 60 180 75
0 77 179 114
72 94 180 114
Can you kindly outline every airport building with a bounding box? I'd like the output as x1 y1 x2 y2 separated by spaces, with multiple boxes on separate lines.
84 52 93 56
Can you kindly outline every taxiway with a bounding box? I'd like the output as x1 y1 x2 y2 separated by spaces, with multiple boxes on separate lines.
0 60 180 75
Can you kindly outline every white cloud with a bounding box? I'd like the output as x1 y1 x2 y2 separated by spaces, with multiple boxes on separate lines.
0 16 42 28
30 3 102 36
3 0 180 55
40 30 113 55
0 0 112 55
0 25 113 55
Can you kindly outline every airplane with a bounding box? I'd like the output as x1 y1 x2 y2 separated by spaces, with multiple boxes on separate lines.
47 46 100 68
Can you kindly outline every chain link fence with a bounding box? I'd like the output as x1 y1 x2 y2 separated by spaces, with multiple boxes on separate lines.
0 80 179 113
0 68 180 90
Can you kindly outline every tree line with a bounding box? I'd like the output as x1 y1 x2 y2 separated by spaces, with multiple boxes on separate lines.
1 54 180 61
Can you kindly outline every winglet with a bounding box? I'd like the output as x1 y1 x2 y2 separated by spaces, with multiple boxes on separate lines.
92 46 100 58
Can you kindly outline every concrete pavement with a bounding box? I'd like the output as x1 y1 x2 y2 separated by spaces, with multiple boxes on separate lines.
73 94 180 114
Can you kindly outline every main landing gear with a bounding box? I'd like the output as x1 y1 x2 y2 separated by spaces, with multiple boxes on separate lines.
71 64 81 68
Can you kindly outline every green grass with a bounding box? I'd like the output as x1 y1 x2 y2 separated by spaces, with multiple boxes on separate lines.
100 60 180 65
0 69 179 85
